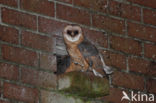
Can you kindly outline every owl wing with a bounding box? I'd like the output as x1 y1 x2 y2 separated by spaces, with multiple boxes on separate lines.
78 39 106 76
78 39 99 58
78 39 113 77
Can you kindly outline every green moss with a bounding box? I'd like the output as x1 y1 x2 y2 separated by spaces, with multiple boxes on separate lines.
58 71 109 98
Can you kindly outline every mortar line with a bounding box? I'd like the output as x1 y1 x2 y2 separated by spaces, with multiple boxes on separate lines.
54 0 57 19
90 13 93 27
0 4 156 48
18 29 22 47
141 42 145 58
18 0 20 9
72 0 74 5
36 16 39 33
0 5 1 23
0 43 2 60
125 19 128 36
107 34 111 49
19 66 22 83
1 3 156 29
126 56 129 73
143 76 147 93
0 80 3 98
141 7 144 23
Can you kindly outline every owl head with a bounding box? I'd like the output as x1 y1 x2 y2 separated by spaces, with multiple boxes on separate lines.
63 25 84 44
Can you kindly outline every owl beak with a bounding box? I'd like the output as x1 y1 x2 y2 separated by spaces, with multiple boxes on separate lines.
71 32 75 37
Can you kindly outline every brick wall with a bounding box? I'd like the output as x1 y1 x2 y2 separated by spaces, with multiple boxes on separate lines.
0 0 156 103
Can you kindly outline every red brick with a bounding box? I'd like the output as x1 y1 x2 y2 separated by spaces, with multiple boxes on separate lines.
22 31 53 52
83 28 108 48
2 45 38 67
2 8 37 30
101 50 126 70
110 36 142 55
148 61 156 77
143 9 156 26
92 14 125 34
40 53 57 72
0 0 17 7
3 82 39 103
112 71 144 90
0 25 19 44
127 0 156 9
0 62 19 80
147 79 156 94
57 0 72 4
56 4 90 25
74 0 107 13
0 100 10 103
144 44 156 60
0 81 1 97
109 0 141 21
128 57 150 74
128 22 156 43
103 87 129 103
21 68 57 89
21 0 54 17
38 17 67 36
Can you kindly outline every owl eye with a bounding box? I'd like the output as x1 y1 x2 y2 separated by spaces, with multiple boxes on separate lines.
67 30 72 35
74 30 79 35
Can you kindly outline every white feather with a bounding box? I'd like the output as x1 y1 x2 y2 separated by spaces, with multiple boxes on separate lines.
64 33 81 42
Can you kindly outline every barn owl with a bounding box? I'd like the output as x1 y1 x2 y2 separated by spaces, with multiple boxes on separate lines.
57 25 113 77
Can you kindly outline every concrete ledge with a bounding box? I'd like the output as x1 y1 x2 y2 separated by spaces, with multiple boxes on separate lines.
58 71 109 98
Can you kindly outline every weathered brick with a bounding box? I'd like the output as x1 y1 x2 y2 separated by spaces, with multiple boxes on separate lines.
0 0 17 7
144 44 156 60
103 87 129 103
128 57 152 75
21 68 57 89
3 82 39 103
0 100 10 103
0 81 1 97
20 0 54 17
74 0 107 13
83 28 108 48
109 0 141 21
0 25 19 44
38 17 67 36
0 62 19 80
110 36 142 55
112 71 144 90
2 8 37 30
127 0 156 9
143 8 156 26
22 31 53 52
40 53 57 72
147 79 156 94
2 45 38 67
56 4 90 25
148 61 156 77
57 0 72 4
92 14 125 34
101 50 126 70
128 22 156 43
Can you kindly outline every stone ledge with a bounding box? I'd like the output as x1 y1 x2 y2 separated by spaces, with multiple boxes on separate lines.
41 90 109 103
58 71 109 98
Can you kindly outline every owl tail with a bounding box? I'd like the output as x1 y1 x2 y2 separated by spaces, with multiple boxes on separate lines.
99 53 113 75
